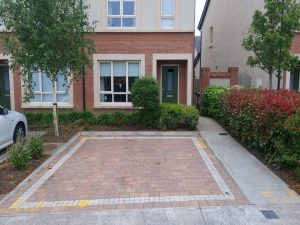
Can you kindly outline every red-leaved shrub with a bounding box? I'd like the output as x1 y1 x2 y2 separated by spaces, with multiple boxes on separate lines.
202 87 300 170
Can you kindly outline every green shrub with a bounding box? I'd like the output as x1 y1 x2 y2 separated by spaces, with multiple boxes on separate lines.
96 114 114 125
159 104 199 130
131 77 161 127
131 77 160 110
126 112 141 126
8 138 32 171
211 88 300 170
112 112 127 126
201 86 228 117
181 106 200 130
29 137 44 159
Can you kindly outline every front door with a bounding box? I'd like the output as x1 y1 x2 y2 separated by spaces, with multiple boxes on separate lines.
162 66 178 103
0 66 10 109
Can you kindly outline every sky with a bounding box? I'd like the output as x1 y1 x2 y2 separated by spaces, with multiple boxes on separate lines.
195 0 205 36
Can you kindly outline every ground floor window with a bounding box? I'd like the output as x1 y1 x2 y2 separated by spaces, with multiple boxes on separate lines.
31 71 70 103
290 68 300 91
99 61 140 103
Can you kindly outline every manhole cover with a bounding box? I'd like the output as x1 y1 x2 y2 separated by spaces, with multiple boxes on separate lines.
260 210 280 219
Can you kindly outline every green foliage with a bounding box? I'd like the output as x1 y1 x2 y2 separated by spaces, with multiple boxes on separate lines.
131 77 160 110
59 112 95 123
159 104 199 130
96 114 114 125
8 138 32 171
201 86 228 117
202 88 300 170
0 0 95 101
29 137 44 159
242 0 300 89
125 112 141 126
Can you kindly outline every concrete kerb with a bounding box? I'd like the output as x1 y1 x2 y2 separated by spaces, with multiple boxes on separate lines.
0 131 199 208
0 132 81 207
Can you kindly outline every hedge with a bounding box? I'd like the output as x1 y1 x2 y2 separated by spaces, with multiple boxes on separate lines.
25 105 199 131
201 86 300 172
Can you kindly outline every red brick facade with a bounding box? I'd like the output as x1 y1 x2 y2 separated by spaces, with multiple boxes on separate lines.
200 67 239 95
5 32 194 112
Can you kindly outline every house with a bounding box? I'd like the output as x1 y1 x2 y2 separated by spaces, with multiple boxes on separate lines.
197 0 300 91
194 36 201 103
0 0 195 111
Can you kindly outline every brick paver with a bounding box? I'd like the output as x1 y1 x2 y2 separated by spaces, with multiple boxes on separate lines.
0 136 247 215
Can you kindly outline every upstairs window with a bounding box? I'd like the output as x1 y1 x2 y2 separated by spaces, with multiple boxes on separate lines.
108 0 136 28
161 0 174 28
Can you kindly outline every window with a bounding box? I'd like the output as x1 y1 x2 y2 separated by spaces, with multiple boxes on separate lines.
161 0 174 28
290 68 300 91
31 71 70 103
108 0 136 28
210 26 214 44
99 61 140 103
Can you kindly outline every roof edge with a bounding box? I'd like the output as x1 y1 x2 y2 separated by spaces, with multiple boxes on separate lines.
197 0 211 30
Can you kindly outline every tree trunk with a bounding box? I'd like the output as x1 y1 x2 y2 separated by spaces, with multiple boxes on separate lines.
269 72 273 89
277 70 281 91
52 81 59 137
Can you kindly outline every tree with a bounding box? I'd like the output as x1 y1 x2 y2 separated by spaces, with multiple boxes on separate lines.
242 0 300 89
0 0 95 136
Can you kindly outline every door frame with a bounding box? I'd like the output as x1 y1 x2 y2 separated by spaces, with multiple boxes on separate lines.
160 64 179 103
0 54 14 110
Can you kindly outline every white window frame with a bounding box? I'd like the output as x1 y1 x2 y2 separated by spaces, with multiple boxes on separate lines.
22 71 74 109
107 0 136 28
99 61 140 104
161 0 175 29
93 54 145 108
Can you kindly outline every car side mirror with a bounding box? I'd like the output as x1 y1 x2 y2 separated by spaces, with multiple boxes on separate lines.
3 108 9 115
0 108 8 115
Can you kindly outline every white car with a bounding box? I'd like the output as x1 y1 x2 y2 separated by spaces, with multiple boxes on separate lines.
0 106 28 150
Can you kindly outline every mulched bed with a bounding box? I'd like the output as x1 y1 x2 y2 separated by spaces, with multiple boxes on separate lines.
0 155 49 195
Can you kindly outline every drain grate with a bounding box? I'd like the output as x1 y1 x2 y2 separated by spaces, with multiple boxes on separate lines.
219 133 228 136
260 210 280 219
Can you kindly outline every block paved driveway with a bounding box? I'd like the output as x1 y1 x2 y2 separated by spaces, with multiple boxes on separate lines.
0 135 247 215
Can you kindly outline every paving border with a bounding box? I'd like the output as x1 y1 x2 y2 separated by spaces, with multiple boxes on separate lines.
7 134 237 210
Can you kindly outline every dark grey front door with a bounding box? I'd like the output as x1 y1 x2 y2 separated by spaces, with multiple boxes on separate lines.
162 66 178 103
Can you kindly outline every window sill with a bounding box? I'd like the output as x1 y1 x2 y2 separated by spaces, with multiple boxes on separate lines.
94 103 138 109
22 104 74 109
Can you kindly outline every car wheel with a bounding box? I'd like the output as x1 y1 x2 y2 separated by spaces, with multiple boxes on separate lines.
13 123 26 142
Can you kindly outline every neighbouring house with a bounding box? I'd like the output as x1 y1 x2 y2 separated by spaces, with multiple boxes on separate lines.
194 35 201 101
0 0 195 112
197 0 300 92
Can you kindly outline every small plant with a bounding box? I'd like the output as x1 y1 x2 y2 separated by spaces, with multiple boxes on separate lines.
96 114 114 125
201 86 228 117
8 137 32 171
159 104 200 130
29 137 44 159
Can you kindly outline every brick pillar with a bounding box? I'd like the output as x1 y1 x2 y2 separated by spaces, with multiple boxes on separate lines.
228 67 239 86
200 67 210 95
